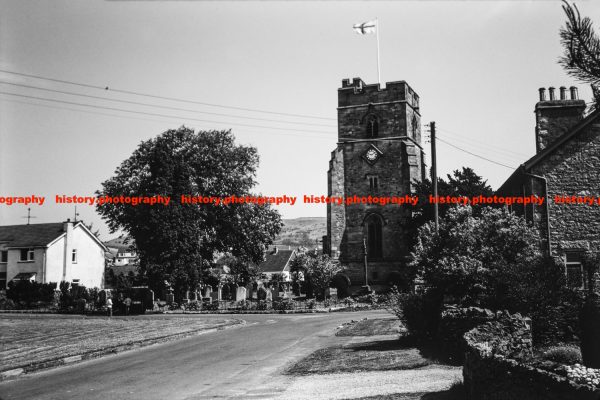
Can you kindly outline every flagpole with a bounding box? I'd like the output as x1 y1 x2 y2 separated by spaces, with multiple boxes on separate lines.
376 18 381 85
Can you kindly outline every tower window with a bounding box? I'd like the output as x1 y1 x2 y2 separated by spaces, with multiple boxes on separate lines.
368 175 379 191
365 214 383 260
366 115 379 138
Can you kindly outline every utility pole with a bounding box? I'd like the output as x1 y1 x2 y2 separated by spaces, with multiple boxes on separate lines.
430 121 439 233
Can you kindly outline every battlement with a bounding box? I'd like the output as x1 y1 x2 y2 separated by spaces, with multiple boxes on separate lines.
338 77 419 110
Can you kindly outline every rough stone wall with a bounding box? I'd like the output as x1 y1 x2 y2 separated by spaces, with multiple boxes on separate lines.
463 310 600 400
532 122 600 256
326 78 425 285
438 305 497 363
535 100 586 153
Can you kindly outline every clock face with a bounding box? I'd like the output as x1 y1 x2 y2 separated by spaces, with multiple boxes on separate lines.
366 149 378 161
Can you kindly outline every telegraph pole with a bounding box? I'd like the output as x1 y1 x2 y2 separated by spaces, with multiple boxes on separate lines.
430 121 439 233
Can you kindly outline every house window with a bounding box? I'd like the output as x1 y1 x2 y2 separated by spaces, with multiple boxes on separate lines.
368 175 379 191
365 214 383 260
366 115 379 138
20 249 34 262
565 252 585 289
72 249 77 263
0 271 6 289
0 251 7 263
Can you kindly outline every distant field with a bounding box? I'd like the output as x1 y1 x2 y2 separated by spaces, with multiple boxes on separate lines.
274 217 326 247
0 315 237 371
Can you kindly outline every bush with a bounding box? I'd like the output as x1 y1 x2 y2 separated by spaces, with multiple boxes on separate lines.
387 287 442 339
256 300 270 310
541 345 583 365
273 300 294 311
184 300 201 311
6 280 57 306
203 302 219 311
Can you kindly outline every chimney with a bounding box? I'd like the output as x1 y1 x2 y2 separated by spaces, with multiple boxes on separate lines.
535 86 586 153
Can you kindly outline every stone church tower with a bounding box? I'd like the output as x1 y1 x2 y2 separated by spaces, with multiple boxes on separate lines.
325 78 426 288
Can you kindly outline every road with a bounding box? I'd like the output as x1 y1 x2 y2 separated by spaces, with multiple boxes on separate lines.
0 311 390 400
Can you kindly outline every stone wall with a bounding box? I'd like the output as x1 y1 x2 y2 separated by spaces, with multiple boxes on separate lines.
437 305 497 363
463 310 600 400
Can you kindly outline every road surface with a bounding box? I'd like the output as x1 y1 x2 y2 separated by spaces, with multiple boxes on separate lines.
0 311 390 400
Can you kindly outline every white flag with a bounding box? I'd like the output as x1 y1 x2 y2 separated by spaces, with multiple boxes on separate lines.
353 20 377 35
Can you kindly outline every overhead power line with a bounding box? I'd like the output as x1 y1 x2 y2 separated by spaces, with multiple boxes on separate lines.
437 127 529 158
0 96 334 141
0 81 337 128
0 69 336 121
0 91 337 135
435 136 516 169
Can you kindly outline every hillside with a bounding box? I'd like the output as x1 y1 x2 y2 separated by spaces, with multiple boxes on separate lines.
274 217 326 248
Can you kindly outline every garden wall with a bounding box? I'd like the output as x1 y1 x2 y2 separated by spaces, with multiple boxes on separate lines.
463 310 600 400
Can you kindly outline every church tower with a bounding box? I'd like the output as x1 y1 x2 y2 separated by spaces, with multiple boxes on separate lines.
326 78 425 289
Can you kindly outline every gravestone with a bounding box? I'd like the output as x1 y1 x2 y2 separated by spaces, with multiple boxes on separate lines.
325 287 338 301
235 286 247 301
266 288 273 302
257 287 267 301
203 286 212 298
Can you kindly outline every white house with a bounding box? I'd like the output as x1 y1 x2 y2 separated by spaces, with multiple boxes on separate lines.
0 220 108 289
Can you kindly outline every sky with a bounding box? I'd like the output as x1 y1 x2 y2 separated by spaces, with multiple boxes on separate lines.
1 0 598 240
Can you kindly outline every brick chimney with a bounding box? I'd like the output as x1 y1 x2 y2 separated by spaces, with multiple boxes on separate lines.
535 86 586 153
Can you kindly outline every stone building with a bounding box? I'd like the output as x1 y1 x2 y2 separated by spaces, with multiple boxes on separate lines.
497 86 600 289
325 78 426 290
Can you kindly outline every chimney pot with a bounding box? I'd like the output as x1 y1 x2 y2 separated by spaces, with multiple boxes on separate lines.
570 86 578 100
538 88 547 101
560 86 567 100
548 87 556 101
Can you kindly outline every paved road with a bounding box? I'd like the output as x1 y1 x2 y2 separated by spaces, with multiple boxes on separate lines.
0 311 391 400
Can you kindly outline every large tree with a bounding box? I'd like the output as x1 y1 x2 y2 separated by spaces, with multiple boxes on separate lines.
96 127 282 297
289 252 343 299
409 167 493 239
560 1 600 109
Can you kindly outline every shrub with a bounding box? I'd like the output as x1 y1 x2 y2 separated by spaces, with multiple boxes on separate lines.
387 287 442 339
6 281 57 306
256 300 270 310
541 345 583 365
273 300 294 311
203 302 219 311
184 300 201 311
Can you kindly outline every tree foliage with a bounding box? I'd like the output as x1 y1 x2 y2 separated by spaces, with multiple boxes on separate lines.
289 252 344 299
560 1 600 108
410 167 493 230
412 206 545 309
96 127 282 296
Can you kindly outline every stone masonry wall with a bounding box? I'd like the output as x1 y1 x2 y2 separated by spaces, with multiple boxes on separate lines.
463 310 600 400
532 122 600 256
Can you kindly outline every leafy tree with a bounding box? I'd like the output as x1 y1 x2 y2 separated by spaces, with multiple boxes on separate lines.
560 1 600 109
412 206 543 308
290 252 344 299
218 254 260 287
410 167 493 231
96 127 282 298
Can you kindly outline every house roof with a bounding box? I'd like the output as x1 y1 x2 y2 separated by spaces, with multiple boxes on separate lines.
256 249 295 273
0 223 67 248
497 109 600 194
0 222 108 251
